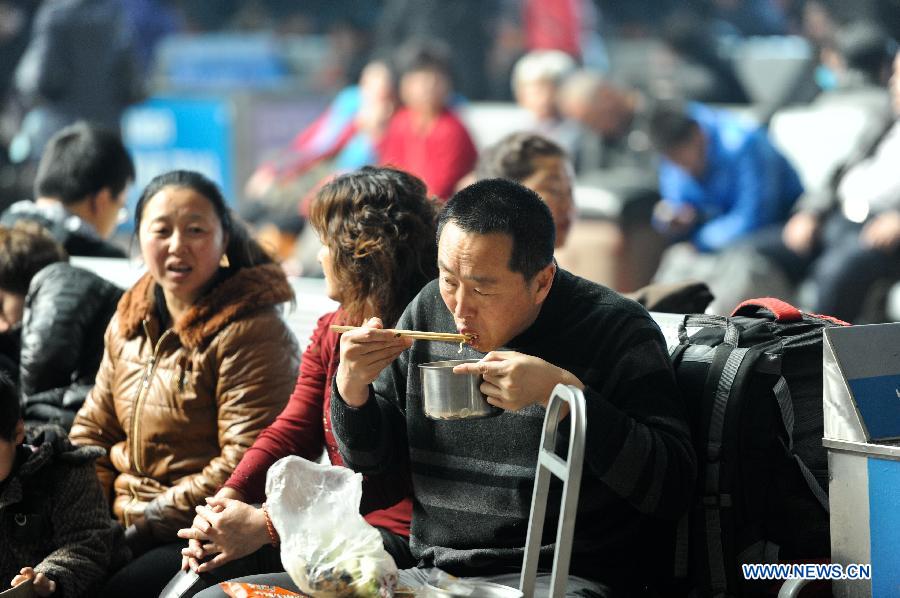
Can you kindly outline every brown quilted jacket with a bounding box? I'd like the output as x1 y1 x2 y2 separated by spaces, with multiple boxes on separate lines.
70 263 299 542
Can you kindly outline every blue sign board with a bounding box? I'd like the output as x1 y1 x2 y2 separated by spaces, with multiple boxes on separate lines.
122 95 235 230
850 374 900 442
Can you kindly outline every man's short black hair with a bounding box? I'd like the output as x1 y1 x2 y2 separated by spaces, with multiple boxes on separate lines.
648 103 699 153
438 178 555 281
0 372 19 442
34 121 136 205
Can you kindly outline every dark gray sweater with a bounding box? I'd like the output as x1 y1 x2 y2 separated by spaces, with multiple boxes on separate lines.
331 269 696 592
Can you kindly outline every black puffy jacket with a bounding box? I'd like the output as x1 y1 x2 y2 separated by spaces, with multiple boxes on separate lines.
20 262 122 428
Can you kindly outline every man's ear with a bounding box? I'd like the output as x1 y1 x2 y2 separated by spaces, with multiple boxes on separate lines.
532 262 556 305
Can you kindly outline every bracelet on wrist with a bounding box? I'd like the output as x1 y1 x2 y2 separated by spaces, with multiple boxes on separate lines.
261 503 280 546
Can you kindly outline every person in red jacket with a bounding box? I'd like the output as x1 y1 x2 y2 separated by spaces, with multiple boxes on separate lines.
378 42 478 201
169 167 438 596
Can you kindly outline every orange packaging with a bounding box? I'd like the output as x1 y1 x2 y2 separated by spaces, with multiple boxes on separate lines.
219 582 308 598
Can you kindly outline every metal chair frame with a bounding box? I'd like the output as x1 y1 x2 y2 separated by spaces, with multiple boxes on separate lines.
520 384 588 598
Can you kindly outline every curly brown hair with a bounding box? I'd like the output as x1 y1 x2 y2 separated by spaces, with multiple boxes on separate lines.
309 166 438 325
0 222 68 295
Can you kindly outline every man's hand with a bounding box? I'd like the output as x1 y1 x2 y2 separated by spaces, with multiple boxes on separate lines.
11 568 56 596
861 211 900 251
336 317 412 407
782 211 821 254
653 200 698 237
177 497 269 573
453 351 584 412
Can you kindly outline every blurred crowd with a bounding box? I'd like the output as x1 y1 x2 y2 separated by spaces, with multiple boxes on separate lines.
0 1 899 597
0 0 896 328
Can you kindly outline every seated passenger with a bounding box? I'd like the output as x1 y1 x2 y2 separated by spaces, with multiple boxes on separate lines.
69 171 299 598
510 50 581 156
378 42 477 200
332 179 696 596
173 166 438 597
2 374 126 597
753 48 900 322
0 222 122 429
476 132 575 248
477 132 713 313
1 122 134 258
243 60 396 205
650 102 803 253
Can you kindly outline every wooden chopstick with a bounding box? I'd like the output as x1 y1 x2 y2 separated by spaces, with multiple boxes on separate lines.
330 325 472 343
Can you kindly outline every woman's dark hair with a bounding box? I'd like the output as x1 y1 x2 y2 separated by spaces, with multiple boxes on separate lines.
476 132 567 182
0 371 19 441
135 170 273 269
309 166 438 325
0 222 68 295
439 179 555 281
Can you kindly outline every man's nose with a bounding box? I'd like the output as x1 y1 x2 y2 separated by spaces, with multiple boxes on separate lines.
453 287 473 319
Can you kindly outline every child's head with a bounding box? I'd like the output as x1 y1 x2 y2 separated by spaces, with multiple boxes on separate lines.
0 372 24 483
0 222 68 333
395 41 453 116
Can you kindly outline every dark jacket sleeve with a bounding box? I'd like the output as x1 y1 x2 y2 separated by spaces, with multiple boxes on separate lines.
33 456 120 598
20 264 122 425
577 314 697 520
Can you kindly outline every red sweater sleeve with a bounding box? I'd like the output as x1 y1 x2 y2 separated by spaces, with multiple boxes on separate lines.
224 311 338 503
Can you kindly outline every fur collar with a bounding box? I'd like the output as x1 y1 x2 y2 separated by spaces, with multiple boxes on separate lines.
117 263 294 349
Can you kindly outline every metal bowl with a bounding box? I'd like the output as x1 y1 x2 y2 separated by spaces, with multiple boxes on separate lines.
419 359 502 420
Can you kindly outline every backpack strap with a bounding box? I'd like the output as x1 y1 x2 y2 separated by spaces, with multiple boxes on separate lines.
683 314 741 347
773 376 830 512
731 298 802 322
701 344 755 596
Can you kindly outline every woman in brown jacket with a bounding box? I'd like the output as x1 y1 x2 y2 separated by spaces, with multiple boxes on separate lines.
69 170 299 597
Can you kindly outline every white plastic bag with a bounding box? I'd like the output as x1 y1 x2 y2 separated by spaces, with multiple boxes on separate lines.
265 456 398 597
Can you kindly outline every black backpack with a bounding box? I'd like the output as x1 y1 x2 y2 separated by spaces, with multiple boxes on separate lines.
652 298 847 597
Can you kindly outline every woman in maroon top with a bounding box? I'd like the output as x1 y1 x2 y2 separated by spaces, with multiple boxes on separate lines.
174 166 438 590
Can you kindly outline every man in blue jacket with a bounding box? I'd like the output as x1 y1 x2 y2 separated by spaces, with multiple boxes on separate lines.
650 102 803 252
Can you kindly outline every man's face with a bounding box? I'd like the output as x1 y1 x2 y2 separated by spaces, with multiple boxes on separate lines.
437 222 553 352
516 79 558 121
520 155 575 248
666 127 707 179
586 85 629 138
96 185 130 239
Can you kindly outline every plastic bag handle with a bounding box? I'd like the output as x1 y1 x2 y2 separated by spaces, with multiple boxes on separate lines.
731 297 802 322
